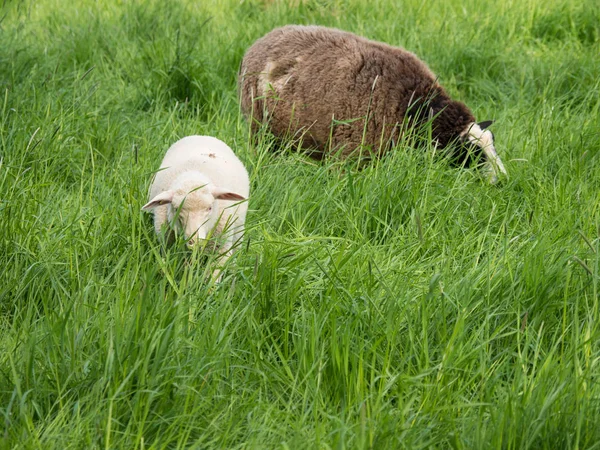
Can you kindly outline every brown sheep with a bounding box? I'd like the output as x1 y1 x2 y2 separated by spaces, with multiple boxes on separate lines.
238 25 507 182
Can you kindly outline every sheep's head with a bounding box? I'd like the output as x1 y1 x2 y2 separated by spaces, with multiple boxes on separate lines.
142 172 246 247
407 95 507 183
459 121 508 184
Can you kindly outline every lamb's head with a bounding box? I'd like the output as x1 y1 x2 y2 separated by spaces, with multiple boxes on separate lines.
458 121 508 184
142 172 246 247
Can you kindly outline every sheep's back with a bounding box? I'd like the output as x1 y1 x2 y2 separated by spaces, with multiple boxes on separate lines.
239 25 438 156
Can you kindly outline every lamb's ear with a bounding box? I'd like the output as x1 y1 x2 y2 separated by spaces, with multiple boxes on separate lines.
211 186 246 202
141 191 174 211
478 120 494 130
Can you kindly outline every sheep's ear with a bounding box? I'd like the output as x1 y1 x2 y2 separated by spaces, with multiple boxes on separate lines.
141 191 174 211
478 120 494 129
211 186 246 202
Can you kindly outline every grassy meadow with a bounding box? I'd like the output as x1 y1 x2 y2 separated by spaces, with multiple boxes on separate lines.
1 0 600 448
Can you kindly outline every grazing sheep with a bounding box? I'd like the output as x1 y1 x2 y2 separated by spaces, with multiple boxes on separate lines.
239 25 507 183
142 136 250 281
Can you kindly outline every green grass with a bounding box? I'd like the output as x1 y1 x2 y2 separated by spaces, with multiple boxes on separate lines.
1 0 599 448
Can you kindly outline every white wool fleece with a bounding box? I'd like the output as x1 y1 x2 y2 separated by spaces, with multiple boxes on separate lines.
142 135 250 280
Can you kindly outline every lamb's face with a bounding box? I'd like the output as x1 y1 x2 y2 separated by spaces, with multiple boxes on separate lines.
167 184 216 247
142 173 247 248
461 122 507 184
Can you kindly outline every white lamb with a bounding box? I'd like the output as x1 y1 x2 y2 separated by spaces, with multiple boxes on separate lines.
142 135 250 280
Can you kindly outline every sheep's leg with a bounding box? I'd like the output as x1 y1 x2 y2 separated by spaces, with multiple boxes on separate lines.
210 235 237 283
211 249 232 283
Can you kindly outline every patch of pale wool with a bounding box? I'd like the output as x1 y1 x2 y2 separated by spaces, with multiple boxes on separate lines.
257 62 270 96
259 61 295 95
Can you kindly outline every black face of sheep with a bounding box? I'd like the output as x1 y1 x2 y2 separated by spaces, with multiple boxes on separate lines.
238 25 509 183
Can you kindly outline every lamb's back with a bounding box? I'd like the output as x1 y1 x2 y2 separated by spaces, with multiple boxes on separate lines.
151 136 249 197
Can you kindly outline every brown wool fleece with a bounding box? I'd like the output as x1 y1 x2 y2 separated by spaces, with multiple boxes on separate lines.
239 25 476 159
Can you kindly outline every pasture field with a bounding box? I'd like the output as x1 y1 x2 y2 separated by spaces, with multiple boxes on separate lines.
1 0 599 448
